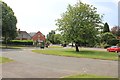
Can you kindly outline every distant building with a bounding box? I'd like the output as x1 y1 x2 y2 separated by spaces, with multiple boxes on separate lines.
15 30 46 42
16 29 31 40
32 31 46 42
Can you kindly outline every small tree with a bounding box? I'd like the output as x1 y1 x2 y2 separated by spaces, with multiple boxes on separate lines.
103 22 110 33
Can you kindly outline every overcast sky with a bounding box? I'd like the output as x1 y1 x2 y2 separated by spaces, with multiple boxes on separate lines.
2 0 119 35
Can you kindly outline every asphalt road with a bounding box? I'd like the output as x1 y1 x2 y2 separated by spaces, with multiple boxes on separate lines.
0 48 118 78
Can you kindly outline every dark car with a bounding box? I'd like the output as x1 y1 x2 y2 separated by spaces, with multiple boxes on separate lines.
107 46 120 53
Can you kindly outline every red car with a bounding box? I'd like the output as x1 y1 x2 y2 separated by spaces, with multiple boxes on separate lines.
107 46 120 53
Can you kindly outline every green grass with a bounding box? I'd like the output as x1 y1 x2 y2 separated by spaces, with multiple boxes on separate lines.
63 74 112 78
0 57 13 63
0 45 27 49
32 48 118 60
60 74 118 80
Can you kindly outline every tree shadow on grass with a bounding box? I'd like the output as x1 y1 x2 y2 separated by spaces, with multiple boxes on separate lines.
0 46 22 51
64 50 99 54
0 46 21 49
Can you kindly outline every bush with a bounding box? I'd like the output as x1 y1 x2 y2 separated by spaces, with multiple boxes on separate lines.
108 39 119 46
7 40 33 45
99 42 110 48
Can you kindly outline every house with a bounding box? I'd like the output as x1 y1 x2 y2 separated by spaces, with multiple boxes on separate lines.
31 31 46 42
16 29 31 40
16 30 46 42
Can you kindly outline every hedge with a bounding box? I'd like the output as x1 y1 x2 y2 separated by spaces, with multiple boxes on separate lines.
3 40 33 45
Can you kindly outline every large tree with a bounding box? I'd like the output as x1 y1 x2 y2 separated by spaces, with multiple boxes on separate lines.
103 22 110 33
56 2 103 52
1 1 17 47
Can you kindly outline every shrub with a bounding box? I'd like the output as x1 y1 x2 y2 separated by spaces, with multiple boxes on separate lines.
108 39 119 46
99 42 110 48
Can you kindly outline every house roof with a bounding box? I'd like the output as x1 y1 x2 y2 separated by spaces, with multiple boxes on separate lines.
18 31 27 33
31 31 46 41
29 32 36 37
18 31 31 38
32 31 45 38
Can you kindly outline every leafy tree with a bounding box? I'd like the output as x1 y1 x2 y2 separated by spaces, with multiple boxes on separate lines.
1 1 17 47
54 34 62 44
47 30 55 44
47 30 63 44
103 22 110 33
56 2 103 52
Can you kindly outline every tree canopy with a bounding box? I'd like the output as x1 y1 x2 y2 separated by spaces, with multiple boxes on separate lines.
47 30 55 44
1 1 17 47
47 30 62 44
56 2 103 51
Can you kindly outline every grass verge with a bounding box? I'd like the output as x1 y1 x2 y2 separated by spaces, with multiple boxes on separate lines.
32 48 118 60
0 57 13 63
60 74 118 80
63 74 112 78
0 45 28 49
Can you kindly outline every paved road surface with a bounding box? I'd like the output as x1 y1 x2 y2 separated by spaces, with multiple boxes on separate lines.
0 48 118 78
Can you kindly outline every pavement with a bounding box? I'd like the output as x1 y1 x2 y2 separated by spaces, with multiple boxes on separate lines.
0 48 118 78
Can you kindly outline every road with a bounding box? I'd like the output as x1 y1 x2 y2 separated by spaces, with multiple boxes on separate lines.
0 48 118 78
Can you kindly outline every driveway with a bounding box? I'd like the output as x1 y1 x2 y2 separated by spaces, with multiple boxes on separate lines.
0 48 118 78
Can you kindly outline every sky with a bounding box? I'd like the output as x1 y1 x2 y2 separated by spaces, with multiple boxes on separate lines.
2 0 119 35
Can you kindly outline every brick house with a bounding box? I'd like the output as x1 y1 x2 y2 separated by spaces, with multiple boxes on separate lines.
32 31 46 42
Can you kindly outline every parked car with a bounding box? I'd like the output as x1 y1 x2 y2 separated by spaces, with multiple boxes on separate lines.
107 46 120 53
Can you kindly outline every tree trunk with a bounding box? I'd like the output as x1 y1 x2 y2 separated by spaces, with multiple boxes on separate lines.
75 43 79 52
5 33 8 48
5 38 7 48
72 43 74 47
